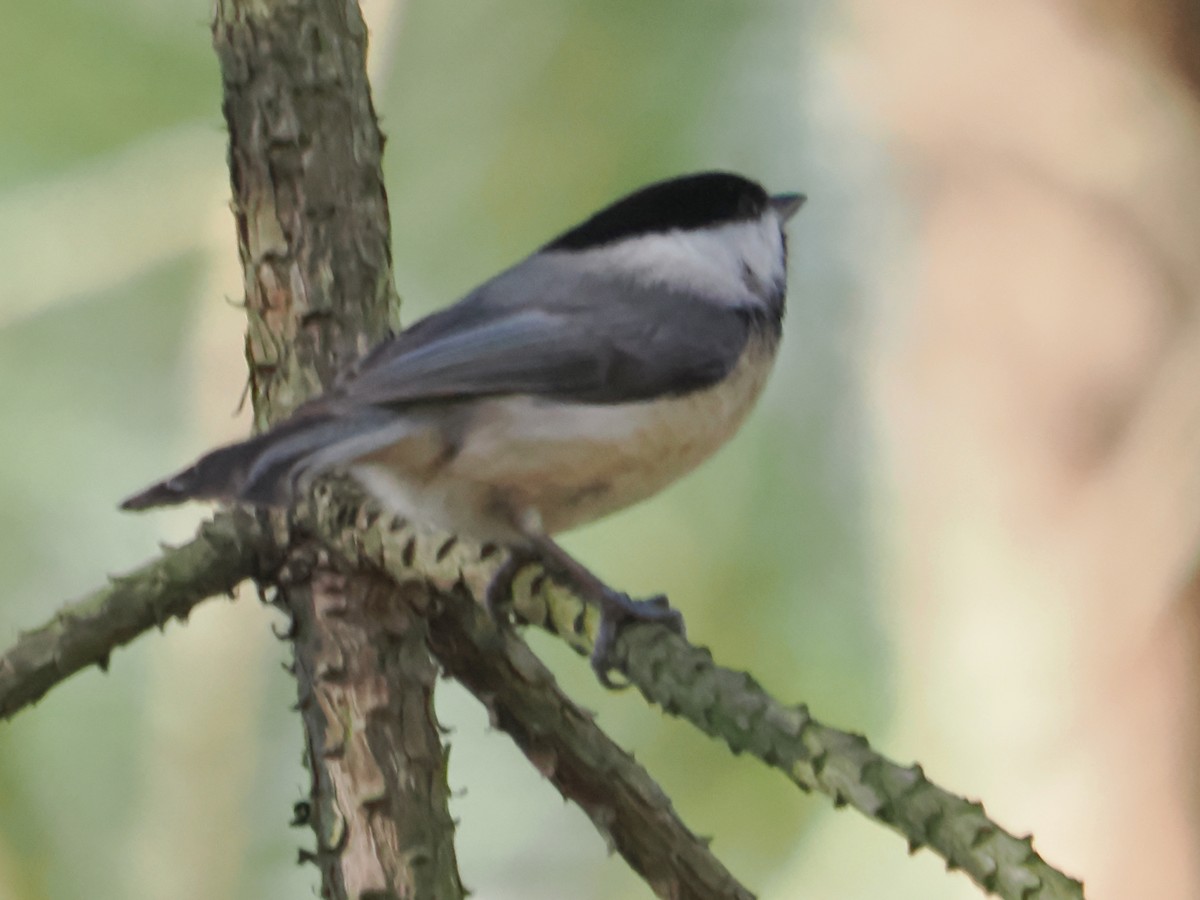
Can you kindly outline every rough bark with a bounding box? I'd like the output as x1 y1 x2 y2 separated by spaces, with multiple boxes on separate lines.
418 583 755 900
212 1 462 896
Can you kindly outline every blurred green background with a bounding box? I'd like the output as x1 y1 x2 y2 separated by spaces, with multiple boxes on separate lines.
0 1 901 897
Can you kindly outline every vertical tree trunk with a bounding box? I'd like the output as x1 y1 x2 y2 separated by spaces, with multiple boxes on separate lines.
212 1 464 896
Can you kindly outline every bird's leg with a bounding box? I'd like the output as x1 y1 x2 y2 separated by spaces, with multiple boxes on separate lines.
525 533 685 687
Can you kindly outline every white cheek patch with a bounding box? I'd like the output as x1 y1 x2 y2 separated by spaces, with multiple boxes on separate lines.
569 214 786 308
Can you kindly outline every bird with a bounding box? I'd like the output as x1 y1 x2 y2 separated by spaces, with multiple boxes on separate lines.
122 171 804 684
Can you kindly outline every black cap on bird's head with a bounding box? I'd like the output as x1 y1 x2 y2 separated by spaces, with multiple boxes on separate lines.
545 171 805 253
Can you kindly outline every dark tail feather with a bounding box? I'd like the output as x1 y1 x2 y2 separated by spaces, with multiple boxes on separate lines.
120 412 409 513
120 416 337 512
120 435 281 511
120 478 196 511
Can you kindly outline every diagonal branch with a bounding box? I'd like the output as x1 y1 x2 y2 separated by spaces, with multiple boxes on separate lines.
304 491 1085 900
524 589 1084 900
0 509 277 721
304 495 757 897
414 579 755 900
610 629 1084 900
1 476 1087 899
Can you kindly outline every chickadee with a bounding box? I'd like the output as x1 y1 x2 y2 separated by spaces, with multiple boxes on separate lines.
123 171 804 683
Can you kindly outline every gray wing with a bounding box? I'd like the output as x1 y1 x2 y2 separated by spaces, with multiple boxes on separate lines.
325 256 753 409
120 257 756 513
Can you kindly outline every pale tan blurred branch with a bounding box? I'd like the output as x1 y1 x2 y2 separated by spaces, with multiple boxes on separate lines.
846 2 1200 897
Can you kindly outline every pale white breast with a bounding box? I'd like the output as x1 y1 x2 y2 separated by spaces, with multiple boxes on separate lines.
350 336 776 541
441 333 778 538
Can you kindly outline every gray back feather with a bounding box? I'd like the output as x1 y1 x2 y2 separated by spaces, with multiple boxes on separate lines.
324 254 757 411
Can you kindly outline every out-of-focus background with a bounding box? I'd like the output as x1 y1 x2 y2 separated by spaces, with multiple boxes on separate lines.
3 1 1199 897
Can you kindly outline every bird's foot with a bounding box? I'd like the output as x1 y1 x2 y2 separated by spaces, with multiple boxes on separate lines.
592 591 685 689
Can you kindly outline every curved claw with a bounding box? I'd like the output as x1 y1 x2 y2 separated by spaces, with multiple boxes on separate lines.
591 615 632 689
589 591 686 688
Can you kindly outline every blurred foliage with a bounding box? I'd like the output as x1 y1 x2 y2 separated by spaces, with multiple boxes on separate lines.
0 1 891 898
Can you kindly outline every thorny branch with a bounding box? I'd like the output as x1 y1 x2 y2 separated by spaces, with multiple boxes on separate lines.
0 0 1089 896
306 493 1087 900
414 578 755 899
213 0 462 895
0 510 276 720
1 491 1087 899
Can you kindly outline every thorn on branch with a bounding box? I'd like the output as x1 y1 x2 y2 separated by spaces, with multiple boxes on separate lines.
254 579 275 606
292 684 315 711
272 615 299 641
291 799 312 827
811 752 828 777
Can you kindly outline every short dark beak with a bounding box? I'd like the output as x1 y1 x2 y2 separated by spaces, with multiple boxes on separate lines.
770 193 806 222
